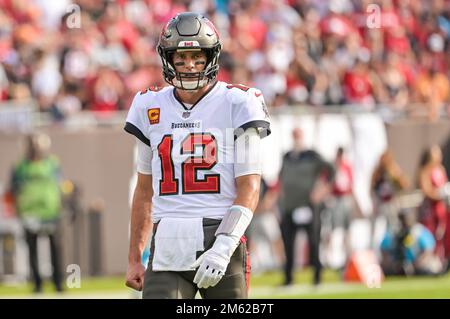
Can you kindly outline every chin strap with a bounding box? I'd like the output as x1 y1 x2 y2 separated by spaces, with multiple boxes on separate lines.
172 78 208 90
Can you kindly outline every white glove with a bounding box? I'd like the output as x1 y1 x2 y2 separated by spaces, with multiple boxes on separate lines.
191 234 238 289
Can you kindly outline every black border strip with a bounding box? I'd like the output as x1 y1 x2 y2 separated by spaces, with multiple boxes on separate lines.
234 120 271 139
124 122 150 147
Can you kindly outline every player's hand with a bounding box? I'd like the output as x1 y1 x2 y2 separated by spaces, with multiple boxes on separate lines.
191 235 236 289
125 262 146 291
191 249 229 289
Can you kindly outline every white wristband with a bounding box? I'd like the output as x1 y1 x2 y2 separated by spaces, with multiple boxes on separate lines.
215 205 253 240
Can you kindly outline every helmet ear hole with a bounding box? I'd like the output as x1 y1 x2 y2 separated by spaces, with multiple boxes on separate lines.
166 51 175 67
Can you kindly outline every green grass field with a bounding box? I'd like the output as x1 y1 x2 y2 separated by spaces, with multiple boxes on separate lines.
0 268 449 298
250 269 450 298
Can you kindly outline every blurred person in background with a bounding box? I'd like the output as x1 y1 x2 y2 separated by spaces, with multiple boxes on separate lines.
414 61 450 122
31 47 62 114
377 52 410 111
326 147 354 268
278 127 334 286
380 208 443 276
417 145 449 268
342 54 376 110
370 149 409 248
0 63 9 101
9 132 64 293
89 67 124 112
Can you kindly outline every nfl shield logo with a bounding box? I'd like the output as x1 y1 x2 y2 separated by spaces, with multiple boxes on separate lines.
182 111 190 119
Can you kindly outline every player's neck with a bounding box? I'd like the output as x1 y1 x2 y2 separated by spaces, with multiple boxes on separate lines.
175 82 214 105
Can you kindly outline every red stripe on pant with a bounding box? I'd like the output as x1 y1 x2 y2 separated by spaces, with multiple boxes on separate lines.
240 235 251 292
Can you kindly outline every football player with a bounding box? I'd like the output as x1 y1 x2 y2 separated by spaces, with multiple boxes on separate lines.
124 12 271 299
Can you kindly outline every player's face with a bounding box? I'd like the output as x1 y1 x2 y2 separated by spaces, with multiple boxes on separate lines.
172 50 207 75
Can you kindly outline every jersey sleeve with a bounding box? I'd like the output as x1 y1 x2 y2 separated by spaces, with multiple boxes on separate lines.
231 88 271 139
135 138 153 175
234 128 262 178
124 92 151 147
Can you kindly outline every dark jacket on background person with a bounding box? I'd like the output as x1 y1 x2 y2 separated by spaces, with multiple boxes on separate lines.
279 149 334 214
278 148 334 286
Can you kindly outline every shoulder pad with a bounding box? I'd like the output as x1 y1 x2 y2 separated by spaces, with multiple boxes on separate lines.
225 84 262 104
133 87 157 108
139 85 163 95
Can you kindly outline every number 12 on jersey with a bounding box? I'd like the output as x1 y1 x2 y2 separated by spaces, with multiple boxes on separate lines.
157 133 220 195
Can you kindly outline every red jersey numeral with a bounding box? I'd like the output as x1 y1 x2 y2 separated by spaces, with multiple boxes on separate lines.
158 135 178 195
181 133 219 194
157 133 219 195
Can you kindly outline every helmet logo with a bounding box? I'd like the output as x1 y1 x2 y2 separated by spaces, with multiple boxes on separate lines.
178 41 200 47
164 29 171 38
161 21 172 38
204 20 219 38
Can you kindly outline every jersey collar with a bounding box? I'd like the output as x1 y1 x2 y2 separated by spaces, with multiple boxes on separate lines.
172 81 219 112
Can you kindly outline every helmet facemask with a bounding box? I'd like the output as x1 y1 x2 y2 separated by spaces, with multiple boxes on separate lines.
159 46 221 90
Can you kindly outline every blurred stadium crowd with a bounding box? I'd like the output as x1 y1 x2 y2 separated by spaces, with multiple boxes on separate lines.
0 0 449 121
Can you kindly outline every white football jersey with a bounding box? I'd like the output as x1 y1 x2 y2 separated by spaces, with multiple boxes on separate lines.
125 81 271 221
